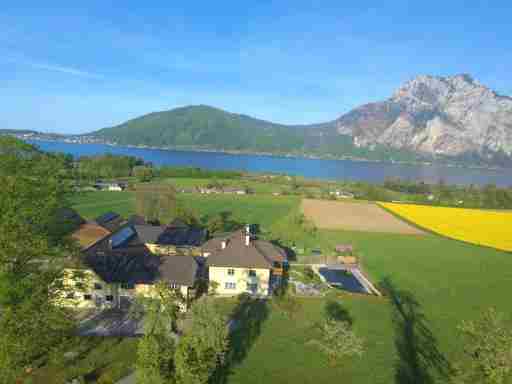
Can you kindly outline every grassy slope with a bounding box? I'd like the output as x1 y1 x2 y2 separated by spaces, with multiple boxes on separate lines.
71 192 512 383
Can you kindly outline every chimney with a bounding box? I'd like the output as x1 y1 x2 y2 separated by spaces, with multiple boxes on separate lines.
245 235 250 246
221 240 227 249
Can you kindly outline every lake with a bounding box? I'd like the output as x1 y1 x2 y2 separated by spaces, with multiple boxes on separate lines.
29 140 512 187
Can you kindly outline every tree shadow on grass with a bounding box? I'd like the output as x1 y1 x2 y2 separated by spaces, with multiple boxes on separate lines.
212 294 270 383
381 278 452 384
325 299 353 325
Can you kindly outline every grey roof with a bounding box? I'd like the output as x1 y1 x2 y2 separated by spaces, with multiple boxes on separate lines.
252 240 287 264
202 237 224 254
158 226 207 247
95 212 120 225
95 212 125 232
134 225 166 244
168 218 188 229
127 215 146 225
83 242 198 287
83 246 159 284
206 230 286 269
157 256 198 287
56 208 85 231
135 223 207 247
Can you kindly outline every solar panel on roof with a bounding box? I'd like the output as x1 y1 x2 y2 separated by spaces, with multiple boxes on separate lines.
157 227 206 246
110 226 136 248
97 212 119 224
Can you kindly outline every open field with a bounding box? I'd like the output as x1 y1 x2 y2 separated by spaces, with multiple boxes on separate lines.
161 177 286 194
302 198 424 234
71 191 136 219
69 191 512 383
215 230 512 384
72 191 300 229
380 202 512 252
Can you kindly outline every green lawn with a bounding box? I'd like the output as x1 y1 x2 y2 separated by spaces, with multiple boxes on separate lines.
222 232 512 384
219 295 395 384
72 191 300 229
70 192 512 383
71 191 136 219
31 337 137 383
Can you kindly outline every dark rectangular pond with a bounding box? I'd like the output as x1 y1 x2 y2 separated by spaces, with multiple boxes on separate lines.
318 267 369 294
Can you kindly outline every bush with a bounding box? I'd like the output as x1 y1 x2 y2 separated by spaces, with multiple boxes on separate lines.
97 372 114 384
304 266 315 280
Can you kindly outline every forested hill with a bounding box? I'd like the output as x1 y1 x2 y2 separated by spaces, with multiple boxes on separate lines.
93 105 308 152
0 129 39 135
90 105 420 162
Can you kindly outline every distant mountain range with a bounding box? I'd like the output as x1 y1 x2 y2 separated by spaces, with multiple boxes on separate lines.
89 105 421 162
5 74 512 166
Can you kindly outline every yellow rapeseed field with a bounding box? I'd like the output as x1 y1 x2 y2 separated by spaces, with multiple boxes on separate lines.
379 202 512 252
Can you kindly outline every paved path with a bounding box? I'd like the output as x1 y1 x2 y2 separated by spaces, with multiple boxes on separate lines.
77 309 144 336
116 372 135 384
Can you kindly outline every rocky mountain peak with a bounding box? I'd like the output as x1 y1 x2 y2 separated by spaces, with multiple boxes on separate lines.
336 74 512 158
391 74 490 107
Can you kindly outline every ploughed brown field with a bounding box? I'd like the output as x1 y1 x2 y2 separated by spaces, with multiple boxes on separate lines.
301 199 425 235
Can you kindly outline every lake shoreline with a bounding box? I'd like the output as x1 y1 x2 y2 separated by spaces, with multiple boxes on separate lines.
26 140 512 187
26 137 503 172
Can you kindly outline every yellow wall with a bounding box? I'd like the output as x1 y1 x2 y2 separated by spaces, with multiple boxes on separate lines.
135 283 190 311
60 269 192 311
60 268 114 309
209 266 270 296
146 243 201 256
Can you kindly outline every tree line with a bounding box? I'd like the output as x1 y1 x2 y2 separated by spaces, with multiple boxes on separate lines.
70 153 243 183
381 177 512 209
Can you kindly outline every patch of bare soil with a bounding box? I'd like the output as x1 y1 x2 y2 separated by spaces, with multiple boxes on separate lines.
301 199 424 235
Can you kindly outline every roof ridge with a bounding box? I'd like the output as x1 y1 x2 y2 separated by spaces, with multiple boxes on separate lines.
252 240 275 266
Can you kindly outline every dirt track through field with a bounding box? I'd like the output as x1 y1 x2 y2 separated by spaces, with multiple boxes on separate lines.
301 199 425 235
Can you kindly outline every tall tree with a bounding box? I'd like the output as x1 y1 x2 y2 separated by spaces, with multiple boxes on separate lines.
134 282 181 384
453 308 512 384
308 319 364 366
0 137 75 383
136 184 177 224
133 165 153 182
175 297 229 384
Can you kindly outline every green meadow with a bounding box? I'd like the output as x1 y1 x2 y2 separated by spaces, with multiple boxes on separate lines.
71 190 300 229
70 190 512 384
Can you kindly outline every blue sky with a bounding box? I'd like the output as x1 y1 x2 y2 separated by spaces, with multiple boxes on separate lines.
2 1 511 133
